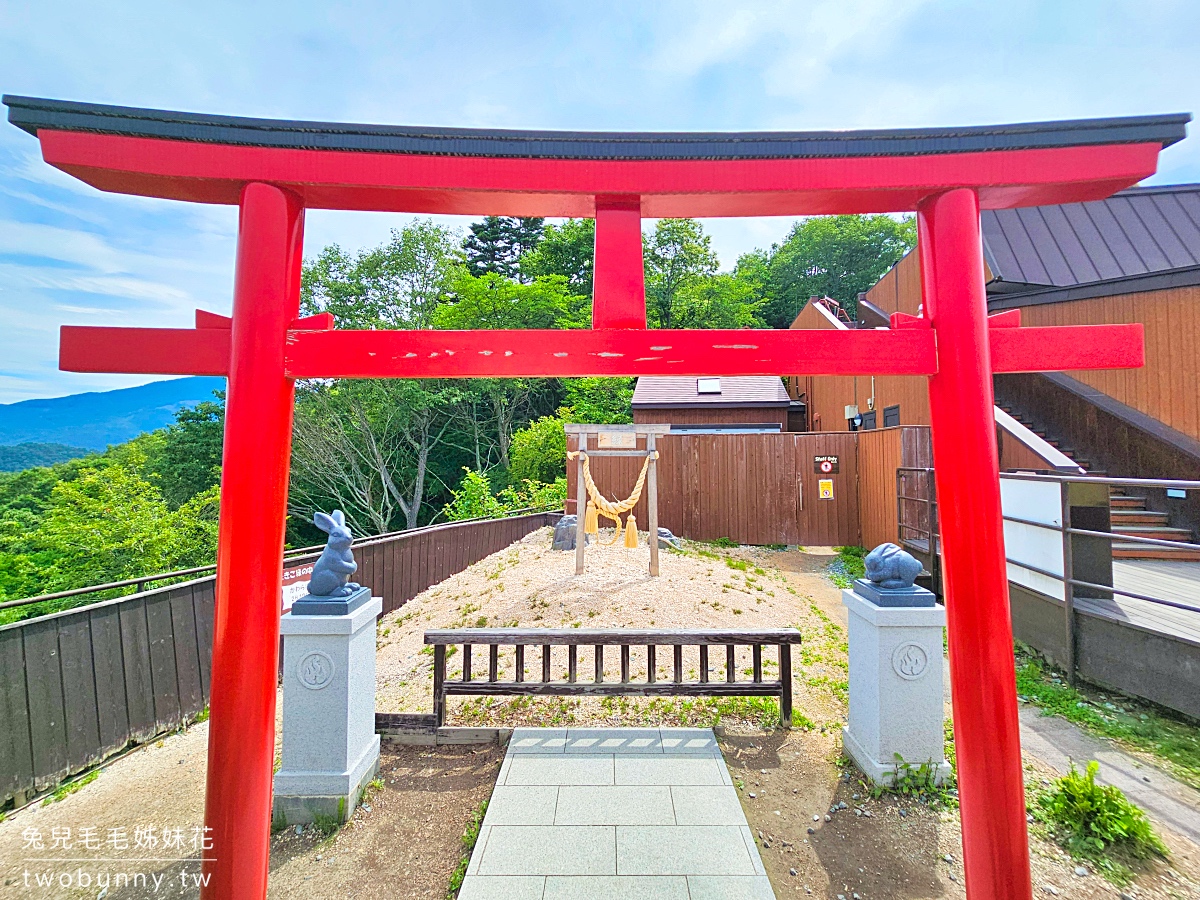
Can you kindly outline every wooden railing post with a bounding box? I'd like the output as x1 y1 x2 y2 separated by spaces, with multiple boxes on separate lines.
779 642 793 728
433 644 446 728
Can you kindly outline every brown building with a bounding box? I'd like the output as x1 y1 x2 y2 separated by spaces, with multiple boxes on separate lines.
793 183 1200 476
631 376 794 431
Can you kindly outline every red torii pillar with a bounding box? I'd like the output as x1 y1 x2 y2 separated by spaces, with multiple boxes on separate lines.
24 97 1175 900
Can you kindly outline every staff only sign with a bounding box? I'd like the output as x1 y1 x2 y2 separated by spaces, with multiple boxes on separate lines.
814 455 840 474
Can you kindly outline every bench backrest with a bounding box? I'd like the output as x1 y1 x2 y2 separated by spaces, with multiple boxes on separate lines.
423 628 801 727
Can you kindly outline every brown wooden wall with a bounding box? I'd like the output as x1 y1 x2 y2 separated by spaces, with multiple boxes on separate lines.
1015 286 1200 443
633 406 789 429
568 432 859 546
789 298 931 432
856 426 933 550
0 512 556 807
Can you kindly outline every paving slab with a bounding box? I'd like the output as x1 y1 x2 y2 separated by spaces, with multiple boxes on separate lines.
670 785 747 825
686 875 777 900
459 728 774 899
564 727 663 753
485 785 559 825
457 875 546 900
544 875 689 899
555 785 675 825
476 826 616 876
616 825 758 876
614 754 729 786
504 755 614 786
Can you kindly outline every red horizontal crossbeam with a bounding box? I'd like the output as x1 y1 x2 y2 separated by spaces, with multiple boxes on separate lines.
989 323 1143 372
60 325 230 376
59 322 1144 379
39 130 1161 217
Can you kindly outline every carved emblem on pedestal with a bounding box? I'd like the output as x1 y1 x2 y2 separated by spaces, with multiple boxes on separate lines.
298 650 335 690
892 642 929 680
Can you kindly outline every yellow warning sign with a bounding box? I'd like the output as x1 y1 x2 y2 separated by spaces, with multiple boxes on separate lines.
818 479 834 500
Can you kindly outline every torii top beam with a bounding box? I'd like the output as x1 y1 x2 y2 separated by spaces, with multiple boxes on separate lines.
4 96 1188 217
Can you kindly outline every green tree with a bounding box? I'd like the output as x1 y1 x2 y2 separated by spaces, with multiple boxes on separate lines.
672 274 764 329
290 378 464 534
463 216 545 281
520 218 595 297
146 393 225 508
302 220 460 328
754 215 916 327
559 378 634 424
508 415 567 484
435 272 583 330
644 219 719 329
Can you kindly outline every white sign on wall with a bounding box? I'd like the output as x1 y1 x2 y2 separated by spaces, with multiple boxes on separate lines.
999 477 1064 602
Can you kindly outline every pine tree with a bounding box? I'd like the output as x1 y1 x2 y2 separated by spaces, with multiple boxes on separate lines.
463 216 545 280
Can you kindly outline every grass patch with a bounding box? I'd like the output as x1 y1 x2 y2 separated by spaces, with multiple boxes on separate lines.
710 537 737 549
827 546 866 589
1030 760 1166 885
448 799 489 898
1015 644 1200 790
42 770 99 806
724 557 750 571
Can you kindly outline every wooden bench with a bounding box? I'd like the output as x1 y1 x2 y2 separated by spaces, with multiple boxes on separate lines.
424 629 802 728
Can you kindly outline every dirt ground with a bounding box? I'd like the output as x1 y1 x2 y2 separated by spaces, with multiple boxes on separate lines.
2 531 1198 899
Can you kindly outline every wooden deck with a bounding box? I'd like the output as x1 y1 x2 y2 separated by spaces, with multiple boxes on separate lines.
1077 559 1200 647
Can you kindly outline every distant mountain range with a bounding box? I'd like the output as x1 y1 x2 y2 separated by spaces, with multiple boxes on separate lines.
0 377 226 451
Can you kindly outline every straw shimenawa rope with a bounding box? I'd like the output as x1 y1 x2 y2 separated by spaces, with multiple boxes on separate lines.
567 449 659 547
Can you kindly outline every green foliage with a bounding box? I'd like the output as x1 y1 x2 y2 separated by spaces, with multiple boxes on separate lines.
747 215 917 327
436 272 584 330
463 216 544 280
1014 646 1200 790
0 442 91 472
520 218 595 297
828 545 867 588
42 770 99 805
302 220 460 329
711 537 737 549
644 218 719 329
508 416 567 484
1033 761 1166 864
671 273 764 329
442 469 566 521
144 394 224 508
559 378 634 424
448 799 489 897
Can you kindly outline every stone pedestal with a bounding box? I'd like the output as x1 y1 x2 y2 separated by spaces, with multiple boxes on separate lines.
842 587 951 785
273 596 382 826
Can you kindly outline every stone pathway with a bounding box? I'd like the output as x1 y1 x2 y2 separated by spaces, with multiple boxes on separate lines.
458 727 774 900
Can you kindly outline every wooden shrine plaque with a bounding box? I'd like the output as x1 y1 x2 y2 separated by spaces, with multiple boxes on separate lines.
597 432 637 449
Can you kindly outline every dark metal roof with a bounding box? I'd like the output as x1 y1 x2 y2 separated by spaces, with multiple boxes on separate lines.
982 183 1200 291
632 376 790 408
3 95 1190 161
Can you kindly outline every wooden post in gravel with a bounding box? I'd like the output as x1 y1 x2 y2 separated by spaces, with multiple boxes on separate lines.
575 430 588 575
647 431 659 577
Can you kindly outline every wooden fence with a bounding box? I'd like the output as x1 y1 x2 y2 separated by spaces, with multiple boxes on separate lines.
567 430 932 547
0 511 556 806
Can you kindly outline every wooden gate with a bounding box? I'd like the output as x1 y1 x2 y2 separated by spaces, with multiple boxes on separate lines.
568 432 859 546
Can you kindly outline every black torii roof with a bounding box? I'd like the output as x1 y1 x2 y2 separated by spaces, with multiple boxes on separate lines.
4 95 1190 161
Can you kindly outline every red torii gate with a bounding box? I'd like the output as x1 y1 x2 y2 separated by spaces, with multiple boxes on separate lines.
5 95 1188 900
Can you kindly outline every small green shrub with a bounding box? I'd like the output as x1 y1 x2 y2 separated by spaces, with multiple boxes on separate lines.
1035 761 1166 861
828 545 867 588
448 799 489 897
711 537 737 548
509 416 567 484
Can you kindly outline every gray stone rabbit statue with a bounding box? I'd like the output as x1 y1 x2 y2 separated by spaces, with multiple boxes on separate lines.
307 510 361 597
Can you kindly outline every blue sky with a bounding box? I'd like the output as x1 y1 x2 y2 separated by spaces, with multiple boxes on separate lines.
0 0 1197 401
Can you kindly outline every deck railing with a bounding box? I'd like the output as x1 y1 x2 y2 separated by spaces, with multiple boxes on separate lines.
896 468 1200 718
